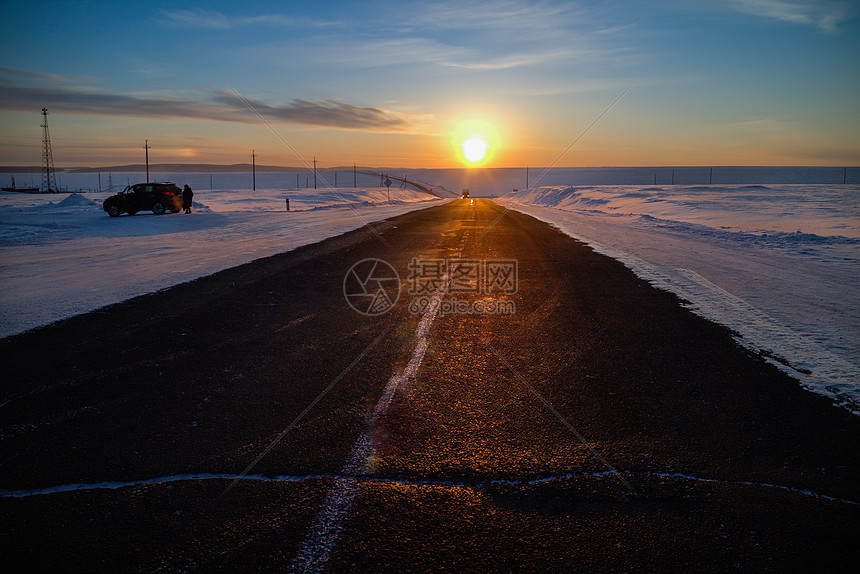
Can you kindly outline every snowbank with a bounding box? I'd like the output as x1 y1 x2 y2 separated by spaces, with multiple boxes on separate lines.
499 184 860 413
0 187 444 338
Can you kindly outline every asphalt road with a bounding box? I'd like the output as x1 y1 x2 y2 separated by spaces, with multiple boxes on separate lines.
1 199 858 572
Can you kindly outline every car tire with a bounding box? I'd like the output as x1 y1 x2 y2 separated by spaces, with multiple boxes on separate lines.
152 202 166 215
107 204 121 217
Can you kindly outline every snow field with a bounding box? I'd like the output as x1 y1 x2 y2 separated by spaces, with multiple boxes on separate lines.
499 184 859 413
0 187 444 338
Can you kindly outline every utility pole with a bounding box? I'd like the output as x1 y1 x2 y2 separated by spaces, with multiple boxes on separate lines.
144 140 151 183
526 166 529 189
40 108 57 193
313 157 317 189
252 150 256 191
354 163 357 188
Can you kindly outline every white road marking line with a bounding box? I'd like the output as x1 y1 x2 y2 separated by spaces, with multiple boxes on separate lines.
288 278 448 573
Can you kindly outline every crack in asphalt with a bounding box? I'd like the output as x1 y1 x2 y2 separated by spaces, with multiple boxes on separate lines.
2 470 856 506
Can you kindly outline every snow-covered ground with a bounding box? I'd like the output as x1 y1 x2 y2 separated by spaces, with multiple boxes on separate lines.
2 175 857 413
498 184 859 413
0 186 444 338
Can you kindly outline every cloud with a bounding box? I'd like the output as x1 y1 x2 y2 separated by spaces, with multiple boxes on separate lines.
401 0 583 33
724 0 849 32
441 48 582 70
161 9 232 29
312 1 641 72
319 37 576 70
164 2 636 75
0 82 427 132
160 9 335 30
0 65 99 86
212 92 427 131
317 33 621 71
164 1 582 35
320 37 468 67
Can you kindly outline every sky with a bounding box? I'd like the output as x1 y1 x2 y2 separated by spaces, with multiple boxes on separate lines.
1 0 858 169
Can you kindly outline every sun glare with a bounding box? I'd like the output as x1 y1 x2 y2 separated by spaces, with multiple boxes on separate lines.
462 137 488 163
452 118 500 166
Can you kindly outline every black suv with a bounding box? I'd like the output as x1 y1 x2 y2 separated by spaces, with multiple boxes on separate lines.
103 182 184 217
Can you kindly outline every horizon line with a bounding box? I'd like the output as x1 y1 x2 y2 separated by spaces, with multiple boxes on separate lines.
1 163 858 173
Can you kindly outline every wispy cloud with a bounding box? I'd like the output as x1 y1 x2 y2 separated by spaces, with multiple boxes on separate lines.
0 65 99 86
213 92 429 131
320 37 582 70
161 9 231 29
401 0 583 33
357 1 642 71
320 37 468 67
0 81 427 132
441 48 582 70
160 9 336 30
170 2 637 76
725 0 849 32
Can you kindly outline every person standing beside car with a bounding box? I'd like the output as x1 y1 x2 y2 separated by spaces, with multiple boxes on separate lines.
183 184 194 214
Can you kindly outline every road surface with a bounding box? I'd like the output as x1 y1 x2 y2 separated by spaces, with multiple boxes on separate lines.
1 199 858 572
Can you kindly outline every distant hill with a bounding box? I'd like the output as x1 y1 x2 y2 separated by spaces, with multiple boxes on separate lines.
0 166 42 173
0 164 388 173
68 164 305 173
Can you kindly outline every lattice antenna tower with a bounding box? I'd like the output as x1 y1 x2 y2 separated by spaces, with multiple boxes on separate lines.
41 108 57 193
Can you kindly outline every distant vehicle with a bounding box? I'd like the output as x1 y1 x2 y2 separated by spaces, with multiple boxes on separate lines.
462 189 470 198
103 182 183 217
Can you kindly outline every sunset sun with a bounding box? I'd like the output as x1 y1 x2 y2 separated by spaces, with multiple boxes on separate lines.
452 118 500 166
462 137 488 163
